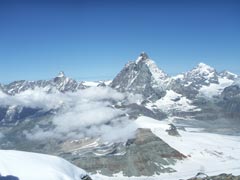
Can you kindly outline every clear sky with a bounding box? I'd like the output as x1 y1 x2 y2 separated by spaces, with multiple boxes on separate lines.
0 0 239 83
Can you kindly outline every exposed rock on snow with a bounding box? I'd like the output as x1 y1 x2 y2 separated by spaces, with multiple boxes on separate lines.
71 128 185 176
166 124 181 136
188 173 240 180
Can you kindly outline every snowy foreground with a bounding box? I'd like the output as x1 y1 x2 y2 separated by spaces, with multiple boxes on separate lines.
0 150 87 180
93 116 240 180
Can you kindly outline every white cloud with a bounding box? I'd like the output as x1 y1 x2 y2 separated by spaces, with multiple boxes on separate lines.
1 87 138 142
0 88 64 110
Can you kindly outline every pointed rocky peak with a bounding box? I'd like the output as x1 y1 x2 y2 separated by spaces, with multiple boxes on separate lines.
57 71 66 78
111 53 168 100
54 71 68 82
135 52 150 63
52 72 83 92
53 71 69 84
135 52 168 79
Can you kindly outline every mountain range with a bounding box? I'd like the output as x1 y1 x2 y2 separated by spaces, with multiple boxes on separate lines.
1 52 239 123
0 52 240 179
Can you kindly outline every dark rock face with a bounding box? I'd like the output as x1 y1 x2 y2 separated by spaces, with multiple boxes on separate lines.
166 124 180 136
219 85 240 121
97 82 106 87
188 173 240 180
71 128 186 176
80 174 92 180
111 53 168 100
221 85 240 100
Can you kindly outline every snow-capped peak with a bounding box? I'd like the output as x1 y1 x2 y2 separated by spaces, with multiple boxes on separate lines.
111 52 168 99
57 71 66 78
186 62 217 81
168 62 220 98
196 62 215 73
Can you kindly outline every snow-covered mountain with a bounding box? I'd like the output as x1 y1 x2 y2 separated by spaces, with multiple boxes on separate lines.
0 53 238 126
168 63 237 99
0 150 90 180
0 52 239 128
109 53 238 119
0 53 237 102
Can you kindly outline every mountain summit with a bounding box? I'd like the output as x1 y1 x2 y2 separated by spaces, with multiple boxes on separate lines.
111 52 168 99
136 52 149 62
168 63 218 98
57 71 66 78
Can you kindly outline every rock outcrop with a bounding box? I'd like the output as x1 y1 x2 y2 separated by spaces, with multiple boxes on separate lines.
70 128 186 176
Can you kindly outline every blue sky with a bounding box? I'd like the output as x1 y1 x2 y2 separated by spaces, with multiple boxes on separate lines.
0 0 239 83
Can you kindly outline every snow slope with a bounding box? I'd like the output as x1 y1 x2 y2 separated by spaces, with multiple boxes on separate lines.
93 116 240 180
137 117 240 178
146 90 200 113
0 150 88 180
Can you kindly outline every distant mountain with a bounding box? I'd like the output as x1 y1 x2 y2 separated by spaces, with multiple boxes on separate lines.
0 53 239 123
0 72 88 124
0 150 90 180
111 52 169 100
0 53 238 101
1 71 86 95
169 63 217 99
169 63 238 99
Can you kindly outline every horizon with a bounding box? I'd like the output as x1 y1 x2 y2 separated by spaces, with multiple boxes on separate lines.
0 0 239 82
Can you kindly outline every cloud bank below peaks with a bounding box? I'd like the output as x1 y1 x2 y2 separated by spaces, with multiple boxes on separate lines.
0 86 141 142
